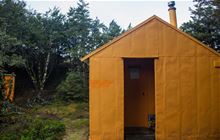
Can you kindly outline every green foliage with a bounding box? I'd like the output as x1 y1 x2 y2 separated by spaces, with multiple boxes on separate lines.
0 28 24 67
73 118 89 129
21 119 65 140
0 133 17 140
20 8 66 93
57 72 87 101
65 0 108 70
0 0 25 68
0 70 4 113
0 70 4 101
127 23 132 30
180 0 220 52
0 70 8 115
0 0 124 98
106 20 123 41
213 0 220 22
0 117 65 140
0 0 27 41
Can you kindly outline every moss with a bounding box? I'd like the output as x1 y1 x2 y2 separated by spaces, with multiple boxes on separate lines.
73 118 89 129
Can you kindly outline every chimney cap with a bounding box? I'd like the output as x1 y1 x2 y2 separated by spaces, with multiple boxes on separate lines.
168 1 176 9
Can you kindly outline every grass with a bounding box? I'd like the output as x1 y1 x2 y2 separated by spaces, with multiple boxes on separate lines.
0 100 89 140
36 101 89 140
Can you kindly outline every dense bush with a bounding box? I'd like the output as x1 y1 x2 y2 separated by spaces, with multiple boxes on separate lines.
21 119 65 140
0 133 17 140
0 71 6 114
57 72 88 101
0 116 65 140
0 71 4 102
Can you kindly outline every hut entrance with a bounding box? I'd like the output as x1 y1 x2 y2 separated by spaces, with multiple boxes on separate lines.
124 58 155 140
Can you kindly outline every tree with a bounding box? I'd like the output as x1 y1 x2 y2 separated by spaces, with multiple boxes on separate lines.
64 0 92 91
127 23 132 30
213 0 220 23
180 0 220 52
89 17 108 51
106 20 122 41
0 0 124 101
19 8 66 95
65 0 89 62
0 0 26 111
0 0 27 40
0 0 26 67
0 31 24 67
65 0 110 90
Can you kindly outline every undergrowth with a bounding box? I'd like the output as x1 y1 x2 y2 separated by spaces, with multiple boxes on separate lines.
0 115 65 140
0 100 88 140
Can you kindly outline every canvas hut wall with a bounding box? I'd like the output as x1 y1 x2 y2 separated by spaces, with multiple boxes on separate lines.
88 17 220 140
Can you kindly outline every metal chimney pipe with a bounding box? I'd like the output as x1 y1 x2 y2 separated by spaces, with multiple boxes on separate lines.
168 1 177 27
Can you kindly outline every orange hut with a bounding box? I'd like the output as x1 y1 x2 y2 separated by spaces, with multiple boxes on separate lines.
81 2 220 140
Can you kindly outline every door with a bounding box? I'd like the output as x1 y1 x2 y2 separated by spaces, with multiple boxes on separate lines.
124 58 155 139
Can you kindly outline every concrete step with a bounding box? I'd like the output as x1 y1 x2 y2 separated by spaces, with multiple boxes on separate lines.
124 127 155 140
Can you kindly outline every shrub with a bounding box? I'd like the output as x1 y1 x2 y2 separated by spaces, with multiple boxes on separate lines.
0 70 6 114
0 71 3 101
57 72 88 101
21 118 65 140
0 133 17 140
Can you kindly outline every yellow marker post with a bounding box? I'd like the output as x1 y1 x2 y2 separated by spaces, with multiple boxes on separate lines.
3 74 15 102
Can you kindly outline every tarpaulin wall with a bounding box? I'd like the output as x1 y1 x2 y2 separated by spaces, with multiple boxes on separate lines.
155 21 220 140
89 57 124 140
155 56 220 140
156 57 220 140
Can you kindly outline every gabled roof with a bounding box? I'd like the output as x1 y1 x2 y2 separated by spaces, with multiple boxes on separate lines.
81 15 220 61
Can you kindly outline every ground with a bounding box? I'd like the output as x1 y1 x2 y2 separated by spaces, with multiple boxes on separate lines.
0 100 89 140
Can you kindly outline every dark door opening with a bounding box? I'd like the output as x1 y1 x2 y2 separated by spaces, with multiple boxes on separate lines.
124 58 155 140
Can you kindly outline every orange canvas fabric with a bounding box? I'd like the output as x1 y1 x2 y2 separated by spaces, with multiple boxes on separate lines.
83 16 220 140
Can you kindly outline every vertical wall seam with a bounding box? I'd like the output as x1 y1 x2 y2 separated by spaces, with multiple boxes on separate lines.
114 59 117 138
154 59 158 140
209 57 213 137
178 56 182 139
121 58 124 140
163 56 166 139
195 50 198 138
99 59 102 137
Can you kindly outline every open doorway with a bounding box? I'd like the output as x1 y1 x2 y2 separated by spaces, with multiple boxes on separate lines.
124 58 155 140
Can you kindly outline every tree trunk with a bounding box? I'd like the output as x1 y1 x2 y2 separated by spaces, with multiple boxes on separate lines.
25 62 39 91
40 52 50 91
25 52 51 98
